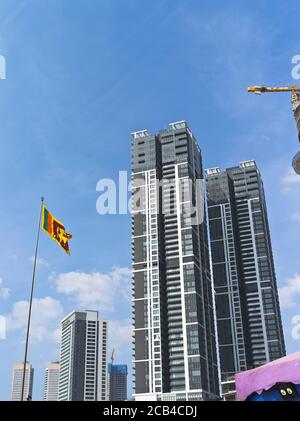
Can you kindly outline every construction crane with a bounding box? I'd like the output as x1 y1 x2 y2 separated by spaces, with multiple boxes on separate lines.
111 349 114 365
248 85 300 93
248 85 300 174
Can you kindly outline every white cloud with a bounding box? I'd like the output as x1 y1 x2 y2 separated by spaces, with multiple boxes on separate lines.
51 327 61 344
0 277 11 300
109 319 132 350
0 288 10 299
5 296 64 343
282 167 300 192
290 212 300 223
107 319 132 365
279 274 300 309
29 256 49 268
54 266 131 312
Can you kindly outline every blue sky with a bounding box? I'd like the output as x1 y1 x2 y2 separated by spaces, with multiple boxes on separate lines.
1 0 300 400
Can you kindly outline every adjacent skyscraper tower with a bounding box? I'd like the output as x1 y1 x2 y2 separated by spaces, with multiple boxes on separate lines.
44 362 60 401
11 362 34 401
58 310 107 401
206 161 285 399
131 121 219 401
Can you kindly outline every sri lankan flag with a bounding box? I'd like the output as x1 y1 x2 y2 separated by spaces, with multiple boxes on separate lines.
41 205 72 255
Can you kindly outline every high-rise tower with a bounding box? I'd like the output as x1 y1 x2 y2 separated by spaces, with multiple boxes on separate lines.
58 310 107 401
206 161 285 399
11 362 34 401
131 121 219 401
44 362 60 401
107 363 128 401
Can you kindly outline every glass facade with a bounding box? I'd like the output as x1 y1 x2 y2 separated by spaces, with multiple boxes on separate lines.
206 161 285 399
132 122 219 401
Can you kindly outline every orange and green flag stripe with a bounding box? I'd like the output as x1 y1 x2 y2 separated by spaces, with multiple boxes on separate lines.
42 206 53 235
41 204 72 255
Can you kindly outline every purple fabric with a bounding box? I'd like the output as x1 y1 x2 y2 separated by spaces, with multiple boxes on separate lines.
235 351 300 401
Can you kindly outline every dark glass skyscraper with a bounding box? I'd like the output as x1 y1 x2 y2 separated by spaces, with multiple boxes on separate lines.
131 121 219 401
206 161 285 399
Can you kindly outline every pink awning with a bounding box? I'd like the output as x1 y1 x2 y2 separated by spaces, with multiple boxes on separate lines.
235 351 300 401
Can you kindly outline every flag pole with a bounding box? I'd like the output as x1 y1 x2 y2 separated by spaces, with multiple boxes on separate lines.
21 197 44 401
